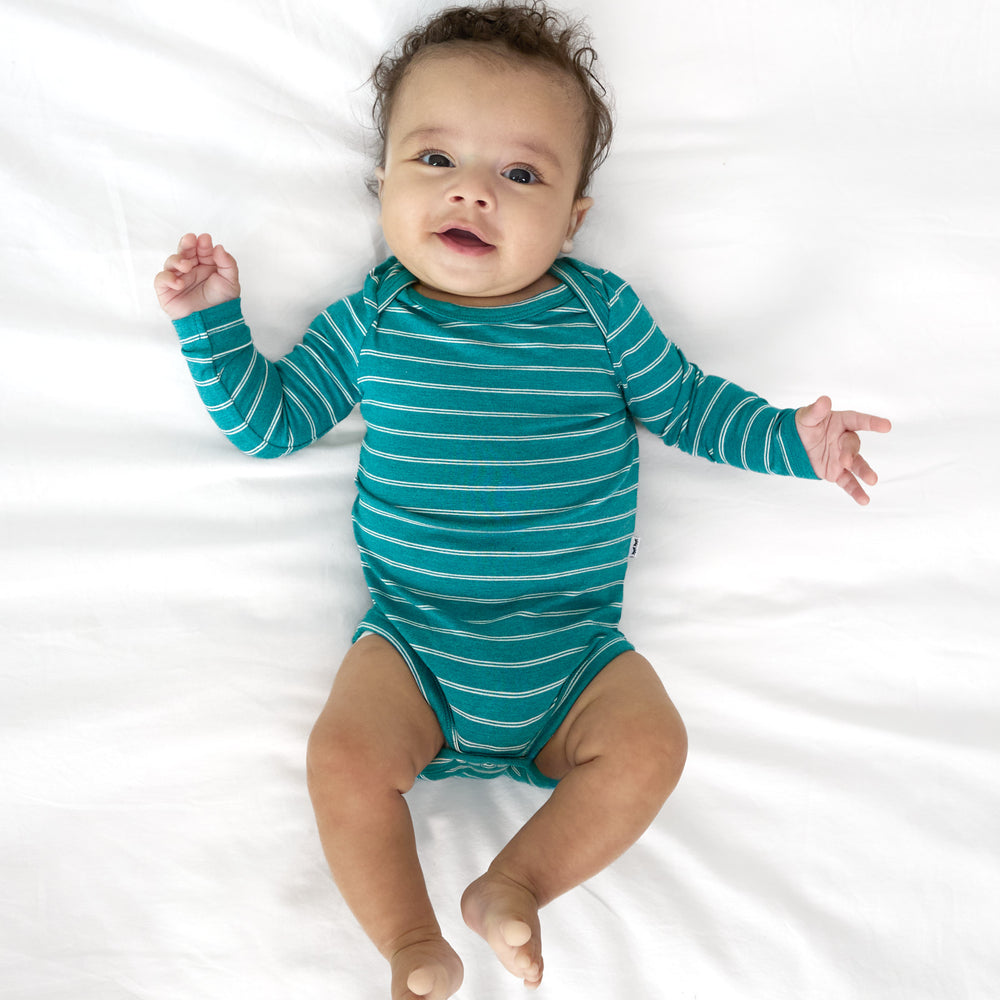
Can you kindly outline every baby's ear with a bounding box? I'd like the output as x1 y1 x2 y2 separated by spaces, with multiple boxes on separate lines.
564 196 594 250
375 167 386 199
571 196 593 232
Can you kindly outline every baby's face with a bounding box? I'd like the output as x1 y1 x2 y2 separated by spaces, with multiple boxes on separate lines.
376 46 593 306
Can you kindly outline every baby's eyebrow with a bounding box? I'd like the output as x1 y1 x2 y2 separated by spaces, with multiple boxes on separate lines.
514 139 564 170
398 126 450 149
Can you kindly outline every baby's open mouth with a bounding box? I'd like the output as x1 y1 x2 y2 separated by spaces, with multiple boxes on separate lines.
438 228 494 252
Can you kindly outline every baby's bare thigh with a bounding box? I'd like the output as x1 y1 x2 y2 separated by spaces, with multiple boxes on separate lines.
533 650 687 782
309 634 445 791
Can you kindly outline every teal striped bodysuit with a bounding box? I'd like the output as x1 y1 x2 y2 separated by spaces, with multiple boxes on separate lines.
174 257 816 787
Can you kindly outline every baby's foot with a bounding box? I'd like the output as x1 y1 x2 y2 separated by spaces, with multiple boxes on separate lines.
389 934 464 1000
460 870 543 989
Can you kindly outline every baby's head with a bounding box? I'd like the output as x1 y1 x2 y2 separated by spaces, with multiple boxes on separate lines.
369 3 614 305
371 3 613 201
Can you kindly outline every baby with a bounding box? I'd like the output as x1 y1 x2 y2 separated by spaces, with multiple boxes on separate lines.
155 4 891 998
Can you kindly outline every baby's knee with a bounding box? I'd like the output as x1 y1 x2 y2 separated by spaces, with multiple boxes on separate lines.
307 720 388 809
620 704 688 806
306 712 423 805
306 720 360 803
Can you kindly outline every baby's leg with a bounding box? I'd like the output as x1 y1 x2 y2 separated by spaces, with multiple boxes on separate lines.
461 650 687 988
307 634 462 1000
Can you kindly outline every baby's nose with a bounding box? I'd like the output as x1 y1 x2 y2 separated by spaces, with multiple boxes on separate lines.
447 169 495 209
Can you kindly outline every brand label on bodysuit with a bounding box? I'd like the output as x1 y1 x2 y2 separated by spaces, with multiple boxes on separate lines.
628 536 641 559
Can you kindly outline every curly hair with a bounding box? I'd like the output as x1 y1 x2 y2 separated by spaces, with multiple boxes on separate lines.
369 2 614 198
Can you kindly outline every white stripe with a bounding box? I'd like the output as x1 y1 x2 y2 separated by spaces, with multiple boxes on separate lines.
362 399 613 420
410 641 589 671
385 610 614 646
357 463 634 495
356 493 635 536
366 579 623 618
357 375 621 400
451 706 551 730
691 379 730 458
362 413 631 443
360 522 633 561
357 546 627 585
359 438 633 469
438 675 567 699
354 478 637 519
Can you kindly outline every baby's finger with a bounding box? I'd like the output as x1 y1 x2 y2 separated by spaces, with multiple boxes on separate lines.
153 268 184 294
845 410 893 435
837 431 861 470
195 232 217 262
159 256 193 286
851 452 878 487
837 469 871 506
162 252 192 274
177 232 199 257
213 242 238 273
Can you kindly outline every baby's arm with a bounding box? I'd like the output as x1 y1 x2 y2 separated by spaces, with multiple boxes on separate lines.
156 234 363 458
590 269 891 505
795 396 892 505
154 233 241 320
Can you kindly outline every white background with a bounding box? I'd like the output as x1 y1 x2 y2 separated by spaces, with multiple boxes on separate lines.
2 1 998 997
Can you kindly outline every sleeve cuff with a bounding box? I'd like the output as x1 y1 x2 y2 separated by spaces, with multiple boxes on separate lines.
172 298 245 352
778 407 820 480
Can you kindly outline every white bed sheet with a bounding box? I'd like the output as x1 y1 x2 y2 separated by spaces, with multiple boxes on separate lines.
3 1 998 997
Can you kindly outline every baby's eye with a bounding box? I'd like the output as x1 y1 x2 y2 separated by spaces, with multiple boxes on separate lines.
502 166 539 185
419 152 454 168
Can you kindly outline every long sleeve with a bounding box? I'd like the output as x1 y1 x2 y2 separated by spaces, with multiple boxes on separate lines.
172 292 369 458
557 261 818 480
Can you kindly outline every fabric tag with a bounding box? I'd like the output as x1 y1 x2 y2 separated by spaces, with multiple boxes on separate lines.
628 536 641 559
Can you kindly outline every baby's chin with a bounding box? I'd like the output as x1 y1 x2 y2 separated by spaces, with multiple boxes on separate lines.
385 244 556 306
409 267 561 308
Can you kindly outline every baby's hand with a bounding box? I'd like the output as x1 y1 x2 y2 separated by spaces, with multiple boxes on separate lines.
795 396 892 505
154 232 241 320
